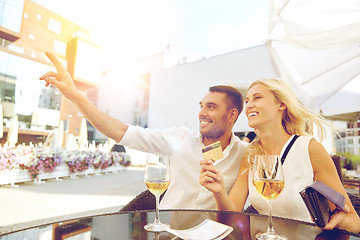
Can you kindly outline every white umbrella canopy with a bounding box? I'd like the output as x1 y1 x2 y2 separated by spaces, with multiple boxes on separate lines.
266 0 360 121
78 118 88 149
58 120 64 149
6 115 18 147
42 120 64 150
0 104 3 139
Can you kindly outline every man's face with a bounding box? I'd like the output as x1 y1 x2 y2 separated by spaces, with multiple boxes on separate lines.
198 92 231 140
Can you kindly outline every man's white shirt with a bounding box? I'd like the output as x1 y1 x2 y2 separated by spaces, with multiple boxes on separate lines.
119 125 246 210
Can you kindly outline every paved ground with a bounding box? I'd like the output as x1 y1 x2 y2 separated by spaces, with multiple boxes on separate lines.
0 168 146 235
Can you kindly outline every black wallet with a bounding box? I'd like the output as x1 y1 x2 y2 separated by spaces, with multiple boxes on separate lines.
299 181 345 228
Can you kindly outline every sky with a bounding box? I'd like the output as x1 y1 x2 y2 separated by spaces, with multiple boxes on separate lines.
32 0 270 62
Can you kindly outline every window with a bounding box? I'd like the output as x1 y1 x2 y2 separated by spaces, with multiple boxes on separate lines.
0 38 12 49
36 14 42 20
1 82 16 103
346 138 354 154
0 0 24 33
48 18 61 34
74 40 101 82
75 30 90 40
0 51 60 128
38 86 61 110
28 34 34 40
8 44 24 54
53 40 66 55
7 53 24 82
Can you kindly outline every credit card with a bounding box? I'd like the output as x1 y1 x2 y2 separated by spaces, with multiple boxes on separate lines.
202 141 223 162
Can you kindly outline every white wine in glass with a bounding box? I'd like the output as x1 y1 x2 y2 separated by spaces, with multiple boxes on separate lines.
252 155 287 240
144 154 171 232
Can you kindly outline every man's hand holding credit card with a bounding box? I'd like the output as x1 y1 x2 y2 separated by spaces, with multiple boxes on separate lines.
202 141 223 162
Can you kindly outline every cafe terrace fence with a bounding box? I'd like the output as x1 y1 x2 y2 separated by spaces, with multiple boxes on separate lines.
0 146 131 187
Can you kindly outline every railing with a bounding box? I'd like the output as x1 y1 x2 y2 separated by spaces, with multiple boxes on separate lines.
0 162 127 187
343 177 360 194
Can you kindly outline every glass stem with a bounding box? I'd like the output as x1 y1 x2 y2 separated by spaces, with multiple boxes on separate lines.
267 200 275 234
154 194 161 225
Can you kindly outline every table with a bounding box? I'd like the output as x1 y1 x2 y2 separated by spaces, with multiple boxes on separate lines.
1 209 359 240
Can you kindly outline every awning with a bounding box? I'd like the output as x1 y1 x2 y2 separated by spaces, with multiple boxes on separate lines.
266 0 360 122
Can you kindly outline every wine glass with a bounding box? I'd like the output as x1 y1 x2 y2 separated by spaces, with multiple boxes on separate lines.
252 155 286 240
144 154 171 232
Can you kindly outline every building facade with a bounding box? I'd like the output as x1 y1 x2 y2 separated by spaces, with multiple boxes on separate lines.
335 121 360 156
97 45 276 139
0 0 100 145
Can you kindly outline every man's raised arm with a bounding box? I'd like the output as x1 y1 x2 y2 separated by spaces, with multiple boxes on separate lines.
39 52 128 142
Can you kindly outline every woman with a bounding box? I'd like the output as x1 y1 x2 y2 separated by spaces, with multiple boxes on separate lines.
199 78 360 233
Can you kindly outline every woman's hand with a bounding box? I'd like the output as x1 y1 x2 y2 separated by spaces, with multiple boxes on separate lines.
199 159 226 195
322 204 358 232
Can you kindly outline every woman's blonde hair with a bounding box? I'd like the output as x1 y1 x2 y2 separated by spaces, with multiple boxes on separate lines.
247 78 329 158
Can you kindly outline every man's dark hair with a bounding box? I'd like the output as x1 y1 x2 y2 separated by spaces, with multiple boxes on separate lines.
209 85 244 118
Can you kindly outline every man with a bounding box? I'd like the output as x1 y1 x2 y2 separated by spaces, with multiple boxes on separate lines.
243 131 256 143
40 52 246 210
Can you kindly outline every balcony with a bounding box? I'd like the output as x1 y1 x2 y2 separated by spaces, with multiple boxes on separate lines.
0 26 21 42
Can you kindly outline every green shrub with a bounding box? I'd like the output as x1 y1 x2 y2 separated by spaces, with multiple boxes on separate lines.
336 152 360 170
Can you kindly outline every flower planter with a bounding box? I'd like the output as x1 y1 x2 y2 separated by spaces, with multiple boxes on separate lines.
78 167 95 176
0 169 20 185
0 148 131 187
14 169 32 184
38 163 69 180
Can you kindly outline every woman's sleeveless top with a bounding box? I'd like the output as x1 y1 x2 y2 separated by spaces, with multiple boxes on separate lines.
248 135 314 222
